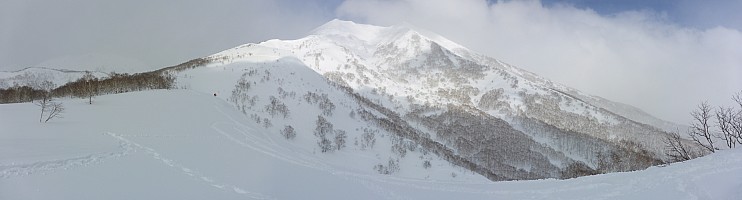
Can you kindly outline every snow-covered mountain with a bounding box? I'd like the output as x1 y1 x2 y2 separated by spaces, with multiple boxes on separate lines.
32 53 151 74
0 19 693 181
2 19 733 199
158 19 692 180
0 67 108 89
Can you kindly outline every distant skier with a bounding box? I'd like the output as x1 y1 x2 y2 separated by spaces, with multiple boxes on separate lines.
213 93 217 97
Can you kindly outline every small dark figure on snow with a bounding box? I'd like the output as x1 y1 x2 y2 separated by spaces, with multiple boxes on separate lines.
213 93 217 97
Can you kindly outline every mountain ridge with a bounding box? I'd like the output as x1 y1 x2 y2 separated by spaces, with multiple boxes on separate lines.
166 19 689 180
0 19 693 181
0 67 108 89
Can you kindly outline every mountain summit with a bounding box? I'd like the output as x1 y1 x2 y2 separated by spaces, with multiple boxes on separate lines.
163 19 692 180
6 18 741 200
0 20 692 181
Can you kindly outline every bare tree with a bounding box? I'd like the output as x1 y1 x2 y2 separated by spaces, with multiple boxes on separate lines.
732 92 742 145
35 98 50 123
280 125 296 140
44 101 65 123
314 116 333 138
361 128 377 150
82 71 97 104
34 81 54 122
34 80 63 123
265 96 289 118
262 118 272 128
387 158 400 173
373 158 400 175
334 130 347 150
715 106 737 148
318 137 333 153
689 102 717 153
315 116 334 152
708 91 742 149
304 92 335 116
423 160 432 169
664 131 694 162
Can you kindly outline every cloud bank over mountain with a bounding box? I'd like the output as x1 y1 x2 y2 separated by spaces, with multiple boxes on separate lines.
1 0 740 123
336 0 742 124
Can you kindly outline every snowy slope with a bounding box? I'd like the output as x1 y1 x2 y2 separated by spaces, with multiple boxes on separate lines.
1 90 740 199
214 19 681 147
177 55 480 181
556 87 688 132
2 18 715 198
178 39 572 180
176 19 688 179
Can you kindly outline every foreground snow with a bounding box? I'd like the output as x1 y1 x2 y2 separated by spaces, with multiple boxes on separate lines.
1 90 740 199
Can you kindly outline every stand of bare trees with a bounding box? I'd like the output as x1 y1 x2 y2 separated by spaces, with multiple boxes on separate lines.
54 71 174 98
0 85 45 103
716 93 742 148
315 116 334 153
666 91 742 161
0 71 174 104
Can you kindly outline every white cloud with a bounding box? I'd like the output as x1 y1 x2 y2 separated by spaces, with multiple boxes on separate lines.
337 0 742 124
2 0 739 124
0 0 332 72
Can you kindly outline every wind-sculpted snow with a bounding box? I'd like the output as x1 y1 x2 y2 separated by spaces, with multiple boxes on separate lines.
107 132 274 199
0 140 132 179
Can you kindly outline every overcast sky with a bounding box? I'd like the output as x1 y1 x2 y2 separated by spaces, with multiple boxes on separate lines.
1 0 740 124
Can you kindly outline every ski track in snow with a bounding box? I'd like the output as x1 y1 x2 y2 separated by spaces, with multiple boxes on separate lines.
105 132 274 200
0 140 133 179
3 90 741 199
8 93 736 199
210 103 477 197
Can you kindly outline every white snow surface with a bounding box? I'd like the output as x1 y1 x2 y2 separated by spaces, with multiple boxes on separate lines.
1 90 741 199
